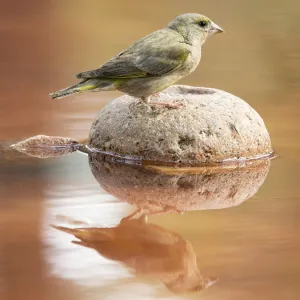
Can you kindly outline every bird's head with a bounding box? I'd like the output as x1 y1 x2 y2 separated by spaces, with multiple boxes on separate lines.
168 13 224 46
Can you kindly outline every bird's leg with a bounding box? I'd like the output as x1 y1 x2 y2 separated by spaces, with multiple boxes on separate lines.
141 96 150 104
141 96 184 109
121 208 143 222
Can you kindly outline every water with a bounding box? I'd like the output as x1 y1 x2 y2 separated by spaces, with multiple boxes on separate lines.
1 1 300 299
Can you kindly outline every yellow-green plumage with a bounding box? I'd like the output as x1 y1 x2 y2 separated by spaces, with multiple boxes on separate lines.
50 13 223 104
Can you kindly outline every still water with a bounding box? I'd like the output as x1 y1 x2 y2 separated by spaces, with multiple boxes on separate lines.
1 1 300 299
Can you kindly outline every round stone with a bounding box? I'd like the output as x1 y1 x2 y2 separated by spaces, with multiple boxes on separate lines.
89 85 272 164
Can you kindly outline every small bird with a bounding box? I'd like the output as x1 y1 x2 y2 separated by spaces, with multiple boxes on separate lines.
50 13 223 108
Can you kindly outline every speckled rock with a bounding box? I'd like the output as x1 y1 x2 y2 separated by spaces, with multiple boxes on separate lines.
89 85 272 164
89 153 270 214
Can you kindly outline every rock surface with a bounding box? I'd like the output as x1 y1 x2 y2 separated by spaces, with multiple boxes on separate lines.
89 85 272 164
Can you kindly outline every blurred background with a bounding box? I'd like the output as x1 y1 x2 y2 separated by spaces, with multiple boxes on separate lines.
0 1 299 300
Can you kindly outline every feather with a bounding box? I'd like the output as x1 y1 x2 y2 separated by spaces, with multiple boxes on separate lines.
75 28 190 80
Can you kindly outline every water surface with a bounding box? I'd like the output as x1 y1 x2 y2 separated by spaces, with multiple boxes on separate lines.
1 1 300 299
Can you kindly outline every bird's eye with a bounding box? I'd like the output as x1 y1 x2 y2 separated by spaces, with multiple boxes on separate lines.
199 21 207 28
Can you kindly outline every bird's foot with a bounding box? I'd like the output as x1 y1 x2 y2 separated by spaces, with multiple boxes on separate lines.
149 101 184 109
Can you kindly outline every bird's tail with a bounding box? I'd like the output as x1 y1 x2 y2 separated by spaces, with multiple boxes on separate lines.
49 78 114 100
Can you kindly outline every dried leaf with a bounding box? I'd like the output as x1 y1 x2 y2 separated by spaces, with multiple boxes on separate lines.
10 135 79 158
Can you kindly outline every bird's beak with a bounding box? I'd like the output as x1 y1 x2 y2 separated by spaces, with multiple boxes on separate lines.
208 22 224 37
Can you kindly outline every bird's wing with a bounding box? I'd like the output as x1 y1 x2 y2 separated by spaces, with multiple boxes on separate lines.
75 54 148 79
75 29 190 79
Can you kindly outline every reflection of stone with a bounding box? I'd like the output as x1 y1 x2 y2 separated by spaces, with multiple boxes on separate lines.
89 154 270 215
53 216 217 293
52 153 270 294
89 85 272 164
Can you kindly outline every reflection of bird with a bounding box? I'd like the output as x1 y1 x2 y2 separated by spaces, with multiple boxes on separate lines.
52 216 217 293
50 13 223 108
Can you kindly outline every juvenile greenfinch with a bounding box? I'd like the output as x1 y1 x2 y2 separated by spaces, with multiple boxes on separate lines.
50 13 223 108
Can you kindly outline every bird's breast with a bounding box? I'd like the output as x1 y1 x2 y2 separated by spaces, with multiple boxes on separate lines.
180 47 202 76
